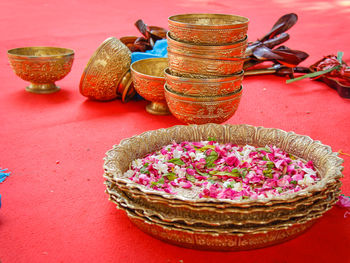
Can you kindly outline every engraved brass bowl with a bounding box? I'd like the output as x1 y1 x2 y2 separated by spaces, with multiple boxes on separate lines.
167 33 246 76
103 124 343 250
164 85 242 124
167 32 247 58
80 37 135 102
130 58 170 115
168 14 249 45
167 49 245 76
7 47 74 94
164 68 243 96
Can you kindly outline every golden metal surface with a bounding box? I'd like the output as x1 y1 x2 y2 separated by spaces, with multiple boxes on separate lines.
129 210 316 251
79 37 132 101
104 124 343 250
164 85 242 124
7 46 74 94
167 32 247 58
125 201 332 234
109 185 336 234
164 68 243 96
130 58 170 115
168 14 249 45
106 181 339 226
167 49 245 76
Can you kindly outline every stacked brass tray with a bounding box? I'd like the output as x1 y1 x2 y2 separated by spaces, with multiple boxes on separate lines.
104 124 343 251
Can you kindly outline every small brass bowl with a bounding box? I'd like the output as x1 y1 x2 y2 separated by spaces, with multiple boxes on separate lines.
168 13 249 45
164 68 243 96
167 32 247 59
164 84 242 124
7 47 74 94
80 37 133 101
130 58 170 115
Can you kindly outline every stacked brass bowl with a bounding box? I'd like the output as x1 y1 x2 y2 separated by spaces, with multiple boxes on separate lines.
104 124 343 251
164 14 249 124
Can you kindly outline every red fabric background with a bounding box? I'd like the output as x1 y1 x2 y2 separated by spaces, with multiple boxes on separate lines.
0 0 349 262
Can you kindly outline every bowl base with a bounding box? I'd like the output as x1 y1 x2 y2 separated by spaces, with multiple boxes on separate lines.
146 102 170 115
26 83 60 94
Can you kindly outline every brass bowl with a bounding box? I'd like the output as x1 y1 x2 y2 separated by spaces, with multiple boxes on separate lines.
167 49 245 76
164 85 242 124
7 46 74 94
167 32 247 58
164 68 243 96
167 32 246 76
168 13 249 45
130 58 169 115
80 37 134 101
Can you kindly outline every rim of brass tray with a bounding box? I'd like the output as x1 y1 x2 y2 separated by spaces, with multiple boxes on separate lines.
104 124 344 205
106 183 338 226
106 179 340 212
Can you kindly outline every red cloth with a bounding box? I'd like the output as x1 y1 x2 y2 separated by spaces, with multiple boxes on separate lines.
0 0 349 262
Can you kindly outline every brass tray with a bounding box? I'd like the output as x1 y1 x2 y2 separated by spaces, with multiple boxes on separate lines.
104 124 343 205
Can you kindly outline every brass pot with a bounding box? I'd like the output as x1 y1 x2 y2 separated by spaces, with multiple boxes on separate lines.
168 13 249 45
7 46 74 94
164 68 243 96
130 58 170 115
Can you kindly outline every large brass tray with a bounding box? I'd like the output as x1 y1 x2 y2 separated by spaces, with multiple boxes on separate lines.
104 124 343 251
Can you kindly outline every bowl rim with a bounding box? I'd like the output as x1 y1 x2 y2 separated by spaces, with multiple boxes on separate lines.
130 57 168 80
167 32 247 49
7 46 75 58
104 124 344 205
168 13 249 29
164 68 244 83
